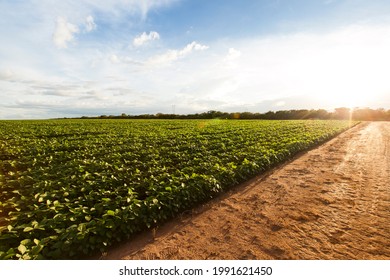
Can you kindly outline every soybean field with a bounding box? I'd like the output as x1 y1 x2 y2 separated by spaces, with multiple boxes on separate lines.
0 119 354 259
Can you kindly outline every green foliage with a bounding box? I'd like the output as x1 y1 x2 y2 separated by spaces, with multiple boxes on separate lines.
0 119 355 259
83 108 390 121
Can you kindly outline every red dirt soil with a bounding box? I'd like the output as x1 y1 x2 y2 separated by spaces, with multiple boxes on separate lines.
101 122 390 260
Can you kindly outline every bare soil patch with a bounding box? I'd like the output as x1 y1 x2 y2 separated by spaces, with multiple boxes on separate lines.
101 122 390 260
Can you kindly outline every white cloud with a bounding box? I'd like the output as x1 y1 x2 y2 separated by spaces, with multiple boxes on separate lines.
110 54 120 64
2 0 390 120
0 69 14 80
28 24 390 115
222 48 242 69
109 54 142 66
144 24 390 113
148 41 209 65
52 17 79 48
133 31 160 47
226 48 241 60
85 15 96 32
275 101 286 107
204 24 390 109
180 41 209 54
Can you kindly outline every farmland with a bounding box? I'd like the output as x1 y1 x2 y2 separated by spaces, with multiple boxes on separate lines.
106 122 389 260
0 119 354 259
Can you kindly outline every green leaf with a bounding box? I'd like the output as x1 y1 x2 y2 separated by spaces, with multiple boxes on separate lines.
23 227 34 232
1 248 16 260
106 210 115 216
30 244 44 256
18 244 27 255
22 254 31 260
21 239 31 245
77 223 86 232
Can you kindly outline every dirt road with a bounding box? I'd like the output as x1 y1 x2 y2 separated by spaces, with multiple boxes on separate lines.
103 122 390 260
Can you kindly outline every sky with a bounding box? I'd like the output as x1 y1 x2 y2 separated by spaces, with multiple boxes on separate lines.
1 0 390 119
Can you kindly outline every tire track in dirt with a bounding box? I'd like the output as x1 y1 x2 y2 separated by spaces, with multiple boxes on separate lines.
102 122 390 260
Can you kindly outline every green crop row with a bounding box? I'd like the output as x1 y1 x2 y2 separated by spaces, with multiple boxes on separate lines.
0 119 355 259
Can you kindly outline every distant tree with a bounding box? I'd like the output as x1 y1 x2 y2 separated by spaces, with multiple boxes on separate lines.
314 109 330 119
333 107 351 120
82 107 390 121
264 111 275 119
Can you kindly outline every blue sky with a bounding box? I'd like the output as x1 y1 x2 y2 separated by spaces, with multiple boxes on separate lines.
1 0 390 119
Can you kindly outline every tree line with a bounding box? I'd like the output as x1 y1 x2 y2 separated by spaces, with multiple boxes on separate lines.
80 107 390 121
